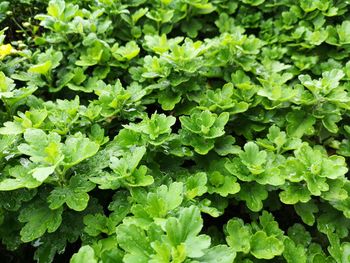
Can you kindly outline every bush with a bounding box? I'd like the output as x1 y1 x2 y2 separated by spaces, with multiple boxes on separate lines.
1 0 350 262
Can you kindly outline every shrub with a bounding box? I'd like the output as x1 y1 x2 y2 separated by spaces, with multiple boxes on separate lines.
1 0 350 262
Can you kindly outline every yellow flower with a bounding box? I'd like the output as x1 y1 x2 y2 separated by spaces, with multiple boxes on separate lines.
0 44 14 60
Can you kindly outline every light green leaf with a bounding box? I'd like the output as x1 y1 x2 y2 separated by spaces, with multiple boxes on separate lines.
226 218 251 253
31 166 55 182
327 232 350 263
197 245 236 263
112 41 140 61
63 134 99 167
139 182 184 218
184 172 207 200
283 238 307 263
279 184 311 204
239 142 267 174
28 60 52 75
250 231 284 259
116 224 153 262
18 128 62 165
207 171 240 197
110 146 146 176
47 0 65 18
70 245 97 263
0 165 41 191
165 206 210 258
0 121 23 135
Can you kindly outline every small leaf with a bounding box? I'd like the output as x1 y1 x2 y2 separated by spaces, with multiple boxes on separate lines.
283 238 307 263
19 199 63 242
238 183 268 212
63 134 99 167
28 61 52 75
48 176 95 211
116 224 153 262
250 231 284 259
0 166 41 191
286 111 315 138
70 245 97 263
295 200 319 226
226 218 251 253
197 245 236 263
31 166 55 182
239 142 267 174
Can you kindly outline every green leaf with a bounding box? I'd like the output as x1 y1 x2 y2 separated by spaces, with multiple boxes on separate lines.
239 142 267 174
48 176 95 211
116 224 153 263
242 0 265 6
337 21 350 44
165 206 210 258
250 231 284 259
70 245 97 263
84 214 116 237
124 165 154 187
158 89 182 111
180 129 216 155
108 191 132 225
0 121 23 135
283 237 307 263
110 146 146 177
63 133 100 167
123 113 176 144
18 128 62 165
257 211 283 238
184 172 207 200
295 200 319 226
180 110 229 139
327 232 350 263
0 71 15 95
286 111 316 138
279 183 311 204
224 157 253 182
207 170 240 197
197 245 236 263
287 224 311 247
0 166 41 191
31 166 56 182
132 8 148 24
317 206 350 238
28 60 52 75
214 135 241 156
133 182 184 219
47 0 65 18
237 183 268 212
181 18 202 38
112 41 140 61
18 199 63 242
226 218 251 253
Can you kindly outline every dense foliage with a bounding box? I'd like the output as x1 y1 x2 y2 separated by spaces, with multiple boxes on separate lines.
1 0 350 262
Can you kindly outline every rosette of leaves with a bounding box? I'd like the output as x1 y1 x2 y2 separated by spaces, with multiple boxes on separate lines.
179 110 229 154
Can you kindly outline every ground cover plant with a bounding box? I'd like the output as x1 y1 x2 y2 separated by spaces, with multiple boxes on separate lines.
0 0 350 262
